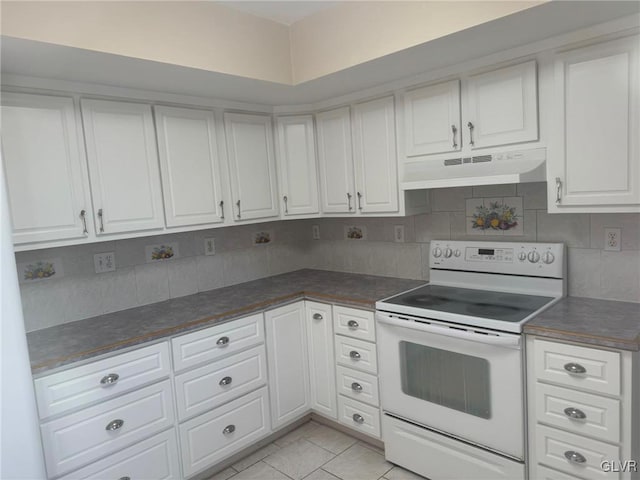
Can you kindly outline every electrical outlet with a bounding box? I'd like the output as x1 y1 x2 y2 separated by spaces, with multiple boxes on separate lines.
312 225 320 240
204 238 216 255
604 228 621 251
394 225 405 243
94 252 116 273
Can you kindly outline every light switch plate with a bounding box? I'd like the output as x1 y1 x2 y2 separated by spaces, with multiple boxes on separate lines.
204 238 216 255
312 225 320 240
94 252 116 273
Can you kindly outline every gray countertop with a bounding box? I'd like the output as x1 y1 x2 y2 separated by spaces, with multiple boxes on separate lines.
524 296 640 351
26 269 424 374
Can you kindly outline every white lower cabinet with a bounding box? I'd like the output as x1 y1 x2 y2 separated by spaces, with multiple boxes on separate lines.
338 395 381 438
179 386 271 478
306 301 337 419
58 429 180 480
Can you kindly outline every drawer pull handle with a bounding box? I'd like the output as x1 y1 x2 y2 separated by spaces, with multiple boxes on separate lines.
313 313 323 320
564 363 586 375
100 373 120 386
223 424 236 435
351 382 363 392
217 336 230 347
119 477 131 480
349 350 361 360
219 376 232 386
347 320 359 330
352 413 365 424
564 407 587 420
564 451 587 464
105 419 124 431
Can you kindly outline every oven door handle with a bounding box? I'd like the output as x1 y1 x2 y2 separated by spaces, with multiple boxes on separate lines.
376 314 521 347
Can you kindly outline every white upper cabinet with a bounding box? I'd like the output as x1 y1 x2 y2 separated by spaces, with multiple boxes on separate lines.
549 35 639 212
404 80 461 157
2 93 92 244
463 60 538 149
154 106 225 227
353 96 399 213
81 99 165 234
275 115 320 217
316 107 356 213
223 113 279 221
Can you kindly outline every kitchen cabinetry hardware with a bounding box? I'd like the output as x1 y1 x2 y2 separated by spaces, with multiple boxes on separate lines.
347 193 353 211
97 208 104 233
347 320 359 330
119 477 131 480
563 451 587 464
313 313 323 320
352 413 365 424
555 177 562 204
80 209 88 234
222 424 235 435
216 336 230 347
467 122 475 146
100 373 119 386
563 407 586 420
349 351 361 360
219 376 232 386
563 362 586 375
351 382 363 392
219 200 224 220
105 419 124 431
357 192 363 211
283 195 288 214
236 200 241 219
451 125 458 148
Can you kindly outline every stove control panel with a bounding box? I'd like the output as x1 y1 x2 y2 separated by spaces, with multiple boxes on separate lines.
430 241 565 278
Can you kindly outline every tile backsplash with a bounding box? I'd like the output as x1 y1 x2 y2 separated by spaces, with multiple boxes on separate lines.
16 183 640 332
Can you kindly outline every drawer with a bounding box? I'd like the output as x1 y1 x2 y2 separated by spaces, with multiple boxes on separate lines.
532 464 589 480
172 313 264 372
175 345 267 421
337 395 380 438
34 342 170 419
179 386 270 478
58 428 180 480
336 365 379 407
535 383 620 443
333 306 375 342
535 424 621 480
41 379 175 478
335 335 377 375
533 339 620 396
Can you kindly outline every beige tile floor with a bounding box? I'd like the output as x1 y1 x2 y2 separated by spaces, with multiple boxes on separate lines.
208 421 427 480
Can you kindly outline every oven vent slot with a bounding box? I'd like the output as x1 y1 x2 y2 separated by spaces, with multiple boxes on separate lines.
444 158 462 166
472 155 492 163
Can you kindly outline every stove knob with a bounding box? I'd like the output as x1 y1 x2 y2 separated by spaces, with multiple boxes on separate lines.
527 251 540 263
454 249 462 257
433 247 442 258
542 252 555 264
518 252 527 261
444 248 453 258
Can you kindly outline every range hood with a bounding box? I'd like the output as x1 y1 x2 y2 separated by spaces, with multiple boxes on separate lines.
401 147 546 190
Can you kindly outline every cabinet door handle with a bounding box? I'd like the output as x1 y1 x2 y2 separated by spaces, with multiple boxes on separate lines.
451 124 458 149
347 193 353 211
236 200 241 219
223 424 236 435
313 313 323 320
219 200 225 220
352 413 365 424
118 477 131 480
564 362 586 375
349 350 361 360
351 382 363 392
105 419 124 431
97 208 104 233
564 451 587 464
357 192 363 211
100 373 119 386
467 121 475 146
283 195 288 214
80 209 88 234
217 336 230 347
564 407 587 420
347 320 359 330
219 376 232 386
556 177 562 204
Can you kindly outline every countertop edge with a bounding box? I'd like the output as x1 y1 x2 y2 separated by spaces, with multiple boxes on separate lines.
524 325 640 352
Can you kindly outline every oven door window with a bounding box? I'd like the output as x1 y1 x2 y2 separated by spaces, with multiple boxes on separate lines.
399 341 491 419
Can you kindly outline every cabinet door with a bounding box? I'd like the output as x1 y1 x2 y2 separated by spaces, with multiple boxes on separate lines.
464 61 538 149
550 36 639 208
154 106 225 227
316 107 356 213
265 302 310 429
353 96 399 213
275 115 320 217
1 93 91 244
404 80 461 157
81 99 164 234
223 113 279 221
305 301 337 419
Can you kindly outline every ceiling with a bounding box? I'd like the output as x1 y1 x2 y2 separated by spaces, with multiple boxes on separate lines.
219 1 340 25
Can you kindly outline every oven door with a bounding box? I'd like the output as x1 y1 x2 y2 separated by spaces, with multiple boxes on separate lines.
377 312 524 459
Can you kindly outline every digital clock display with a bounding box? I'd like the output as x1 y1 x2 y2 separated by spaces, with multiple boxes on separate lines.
478 249 495 255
